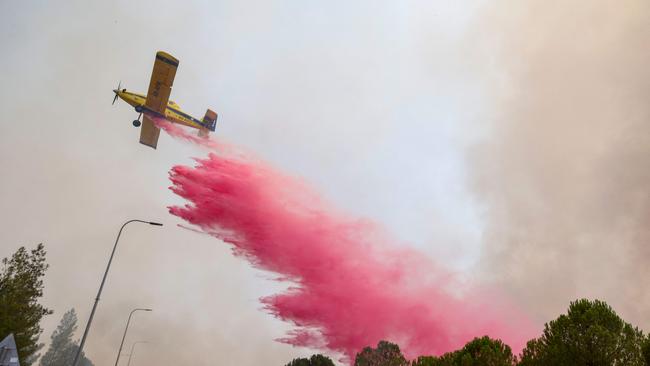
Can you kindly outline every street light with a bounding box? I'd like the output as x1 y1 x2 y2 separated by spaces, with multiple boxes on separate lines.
72 220 162 366
114 308 152 366
126 341 148 366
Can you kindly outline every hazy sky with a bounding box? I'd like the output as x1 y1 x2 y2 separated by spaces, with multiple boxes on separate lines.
1 1 648 365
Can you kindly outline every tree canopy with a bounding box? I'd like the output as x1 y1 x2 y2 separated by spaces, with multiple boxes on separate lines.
642 336 650 366
518 299 646 366
355 341 409 366
412 336 515 366
40 308 93 366
284 354 335 366
0 244 52 365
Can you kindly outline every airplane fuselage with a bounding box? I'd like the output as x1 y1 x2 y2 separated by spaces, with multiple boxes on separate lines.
115 89 206 130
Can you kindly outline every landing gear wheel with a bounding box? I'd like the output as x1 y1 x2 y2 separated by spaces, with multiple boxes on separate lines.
133 120 141 127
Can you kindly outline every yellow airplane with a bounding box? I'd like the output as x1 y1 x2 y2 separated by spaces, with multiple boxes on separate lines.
112 51 217 149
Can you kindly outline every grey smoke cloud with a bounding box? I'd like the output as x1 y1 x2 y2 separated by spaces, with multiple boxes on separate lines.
468 0 650 325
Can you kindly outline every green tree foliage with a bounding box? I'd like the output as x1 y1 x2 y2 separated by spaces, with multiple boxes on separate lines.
0 244 52 365
518 299 646 366
446 336 515 366
410 355 440 366
355 340 409 366
642 335 650 366
411 336 515 366
40 308 93 366
284 354 335 366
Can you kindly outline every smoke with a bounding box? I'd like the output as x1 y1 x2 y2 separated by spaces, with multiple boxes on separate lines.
161 127 534 362
468 0 650 324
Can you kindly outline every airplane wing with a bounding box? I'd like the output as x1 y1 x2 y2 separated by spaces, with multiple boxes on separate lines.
139 114 161 149
140 51 179 148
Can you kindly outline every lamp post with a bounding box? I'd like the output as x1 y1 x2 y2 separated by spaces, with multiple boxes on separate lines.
114 308 152 366
72 220 162 366
126 341 148 366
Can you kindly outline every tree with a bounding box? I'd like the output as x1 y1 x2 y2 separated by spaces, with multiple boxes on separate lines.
642 335 650 366
411 337 515 366
518 299 646 366
0 244 52 365
40 309 93 366
355 341 409 366
411 356 441 366
285 354 336 366
445 336 514 366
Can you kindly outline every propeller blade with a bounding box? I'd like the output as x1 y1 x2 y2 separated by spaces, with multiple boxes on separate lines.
112 80 121 105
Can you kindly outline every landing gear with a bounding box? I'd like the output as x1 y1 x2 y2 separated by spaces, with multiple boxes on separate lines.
132 112 142 127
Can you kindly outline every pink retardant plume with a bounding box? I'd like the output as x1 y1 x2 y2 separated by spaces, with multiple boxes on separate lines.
162 126 536 363
152 116 222 150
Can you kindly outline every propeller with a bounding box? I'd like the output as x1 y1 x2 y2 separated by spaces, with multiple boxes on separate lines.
112 81 121 105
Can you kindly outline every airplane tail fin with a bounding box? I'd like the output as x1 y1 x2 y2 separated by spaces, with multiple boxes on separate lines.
202 109 218 132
